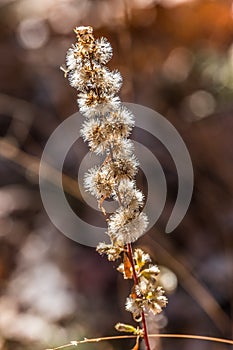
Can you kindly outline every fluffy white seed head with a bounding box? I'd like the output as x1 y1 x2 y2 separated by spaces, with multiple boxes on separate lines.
80 108 134 154
94 37 113 64
111 139 134 158
84 166 115 199
78 94 121 118
68 69 82 88
116 178 145 210
108 210 149 244
66 48 81 70
101 69 123 95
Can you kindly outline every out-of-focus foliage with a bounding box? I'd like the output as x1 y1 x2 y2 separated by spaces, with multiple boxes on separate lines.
0 1 232 349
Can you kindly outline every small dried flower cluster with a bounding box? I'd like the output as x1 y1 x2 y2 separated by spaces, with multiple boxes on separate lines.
118 249 167 321
61 26 167 337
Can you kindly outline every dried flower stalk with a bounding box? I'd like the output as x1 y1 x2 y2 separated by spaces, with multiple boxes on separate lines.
61 26 167 350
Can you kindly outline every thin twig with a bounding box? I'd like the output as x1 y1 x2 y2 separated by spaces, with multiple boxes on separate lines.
0 138 82 201
45 333 233 350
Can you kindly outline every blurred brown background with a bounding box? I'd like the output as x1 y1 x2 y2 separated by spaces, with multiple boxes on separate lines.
0 0 233 349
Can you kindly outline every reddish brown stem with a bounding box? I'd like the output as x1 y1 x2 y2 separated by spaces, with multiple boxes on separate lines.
127 243 151 350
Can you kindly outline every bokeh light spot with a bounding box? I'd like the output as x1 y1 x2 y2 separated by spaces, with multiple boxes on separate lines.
17 17 49 50
163 47 194 83
189 90 216 119
159 266 178 293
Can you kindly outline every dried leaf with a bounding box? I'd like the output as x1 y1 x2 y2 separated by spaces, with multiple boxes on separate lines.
130 286 138 299
123 252 133 279
115 323 138 334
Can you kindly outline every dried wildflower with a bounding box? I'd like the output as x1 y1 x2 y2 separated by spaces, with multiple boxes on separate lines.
111 138 135 158
94 37 113 64
134 249 151 269
117 247 167 318
61 26 167 350
61 26 148 243
108 209 148 245
126 283 167 318
96 242 124 261
83 165 115 200
80 107 134 154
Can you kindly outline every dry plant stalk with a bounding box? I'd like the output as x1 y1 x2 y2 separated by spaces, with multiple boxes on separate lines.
61 26 167 350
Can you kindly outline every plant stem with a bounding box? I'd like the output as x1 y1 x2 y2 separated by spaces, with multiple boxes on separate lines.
127 243 151 350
